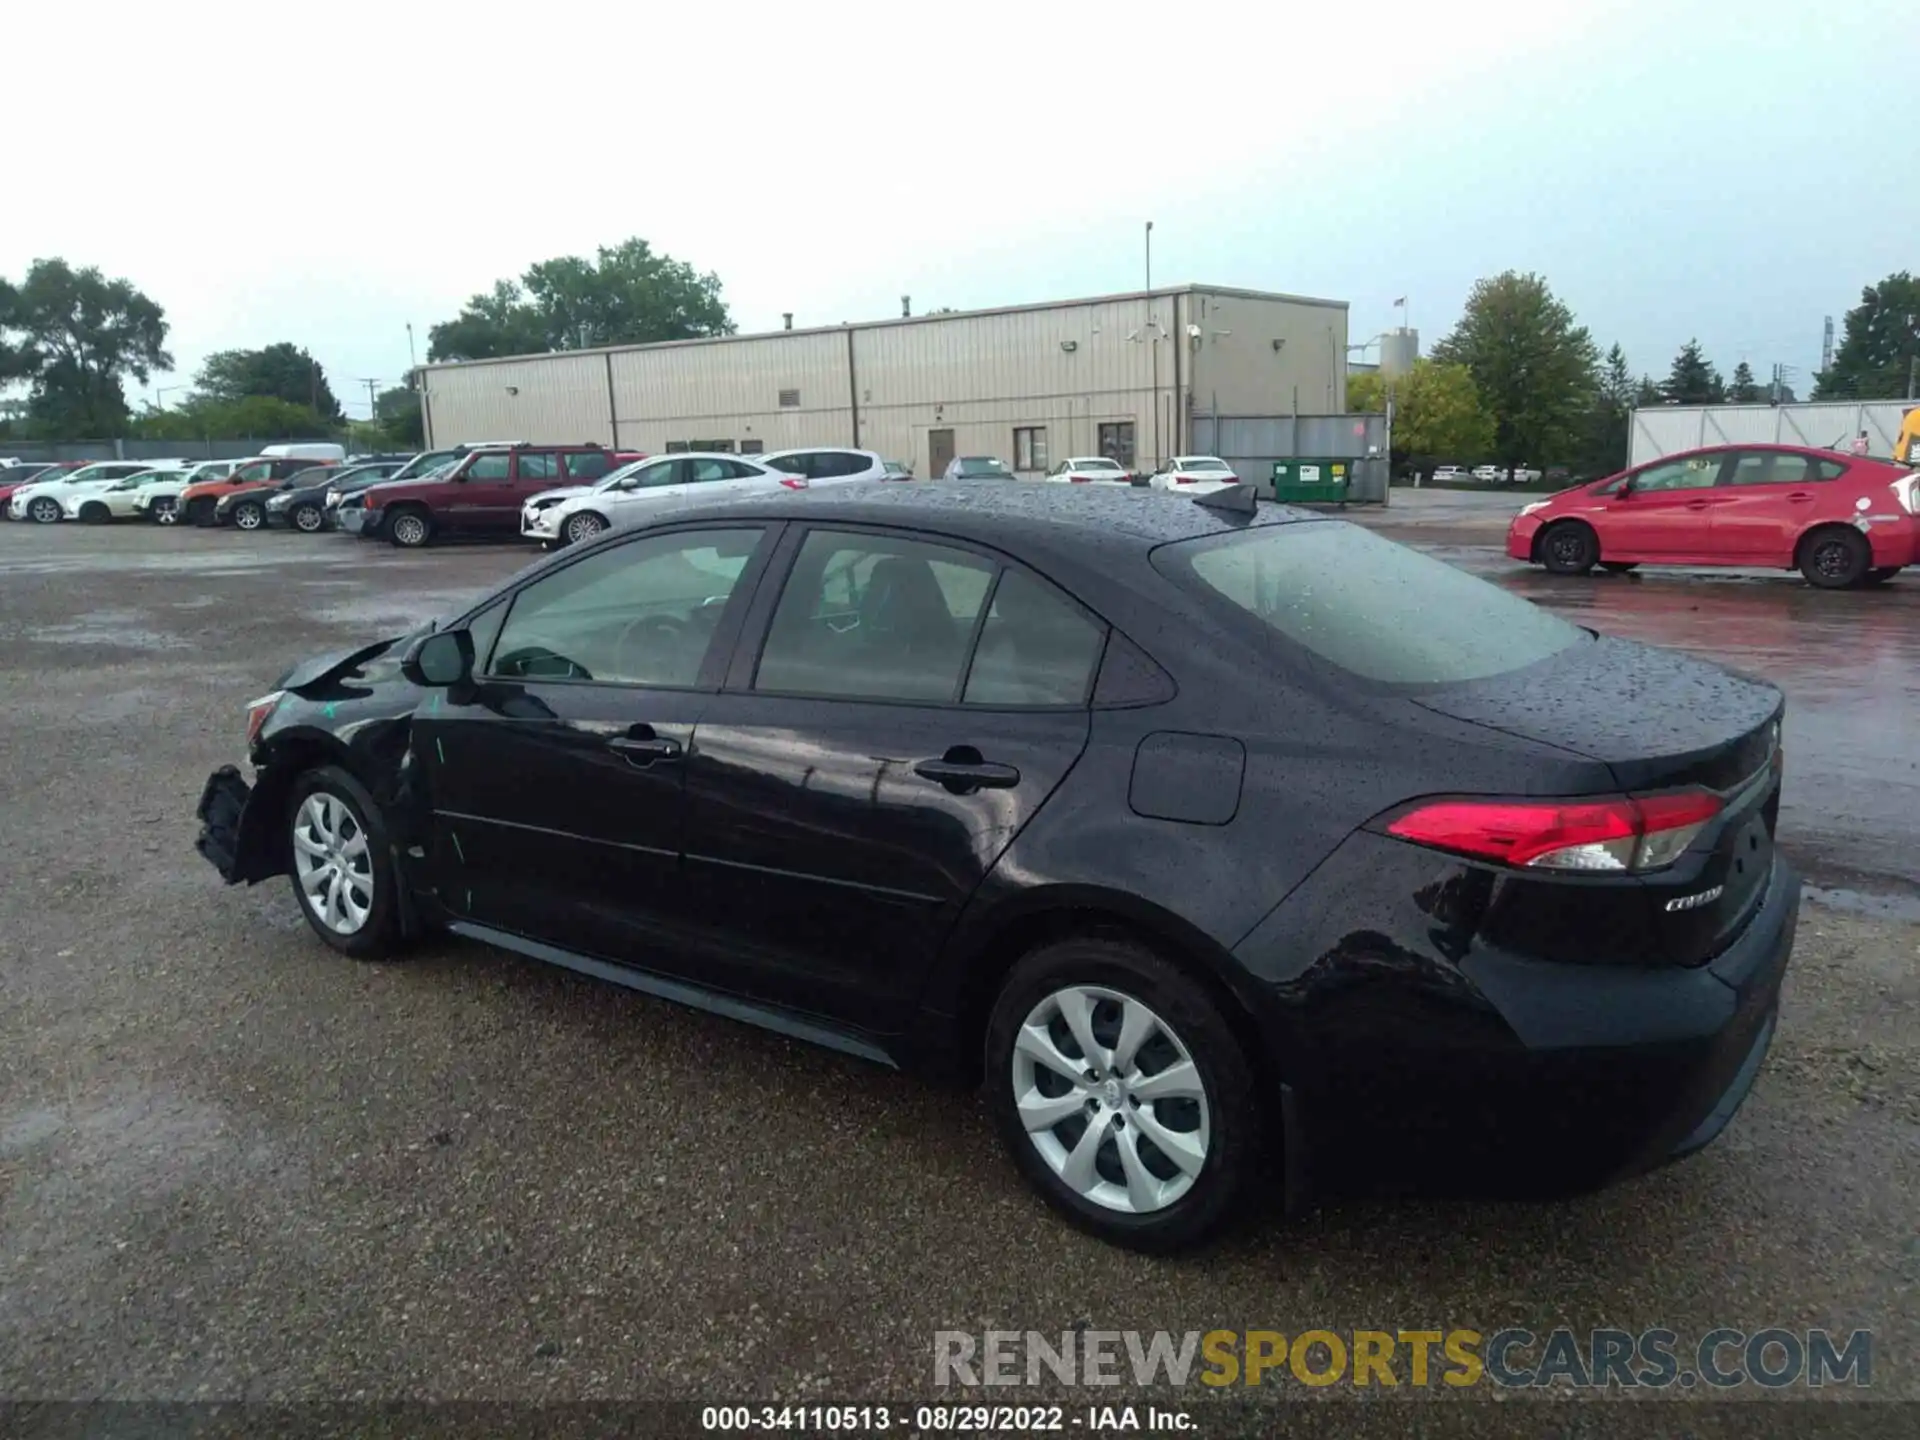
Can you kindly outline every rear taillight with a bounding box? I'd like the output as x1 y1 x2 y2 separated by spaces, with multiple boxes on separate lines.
1175 475 1195 484
778 476 808 490
1070 476 1090 484
1386 790 1724 873
244 691 285 748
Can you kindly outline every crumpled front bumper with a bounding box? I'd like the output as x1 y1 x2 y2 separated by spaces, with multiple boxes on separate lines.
195 764 288 885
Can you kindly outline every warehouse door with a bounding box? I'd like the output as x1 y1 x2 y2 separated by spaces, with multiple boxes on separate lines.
928 429 955 479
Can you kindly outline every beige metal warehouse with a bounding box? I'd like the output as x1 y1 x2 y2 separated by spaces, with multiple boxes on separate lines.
418 285 1348 478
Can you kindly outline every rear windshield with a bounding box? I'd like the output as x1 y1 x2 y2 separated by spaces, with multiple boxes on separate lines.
1076 458 1123 469
1178 459 1232 472
1155 521 1586 685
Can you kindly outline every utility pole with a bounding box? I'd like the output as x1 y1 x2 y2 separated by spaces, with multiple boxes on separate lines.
360 378 381 423
1145 221 1158 468
406 323 418 374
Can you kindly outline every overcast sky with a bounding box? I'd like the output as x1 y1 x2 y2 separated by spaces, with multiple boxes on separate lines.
7 0 1912 418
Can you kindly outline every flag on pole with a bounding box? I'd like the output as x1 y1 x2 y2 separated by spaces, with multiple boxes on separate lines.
1393 296 1407 307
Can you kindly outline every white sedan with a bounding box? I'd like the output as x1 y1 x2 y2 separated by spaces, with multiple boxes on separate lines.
63 465 194 522
128 460 238 523
1148 456 1240 493
8 461 167 522
1043 457 1132 485
523 453 806 547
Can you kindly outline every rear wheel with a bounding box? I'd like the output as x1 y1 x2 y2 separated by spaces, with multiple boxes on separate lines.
231 499 266 531
79 501 112 524
1798 526 1870 589
387 508 433 548
27 495 62 524
984 936 1262 1252
563 510 608 546
1864 567 1902 587
291 503 326 533
1540 521 1598 575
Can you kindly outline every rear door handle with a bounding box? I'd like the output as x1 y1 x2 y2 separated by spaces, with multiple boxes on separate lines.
1785 492 1815 503
914 752 1020 792
608 735 683 765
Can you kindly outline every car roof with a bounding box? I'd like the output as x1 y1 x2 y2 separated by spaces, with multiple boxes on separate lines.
760 445 878 458
1064 456 1122 464
669 476 1313 554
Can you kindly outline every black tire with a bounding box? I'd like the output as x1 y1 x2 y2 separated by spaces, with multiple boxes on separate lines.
27 495 63 524
291 503 326 534
1863 567 1902 587
231 499 267 531
1540 521 1598 575
387 507 433 548
1598 561 1639 574
185 497 217 528
984 936 1263 1253
562 510 609 546
78 501 112 524
285 765 405 960
1798 526 1870 589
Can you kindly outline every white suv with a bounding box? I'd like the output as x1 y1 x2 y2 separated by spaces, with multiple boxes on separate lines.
9 461 165 522
524 453 806 547
64 464 194 522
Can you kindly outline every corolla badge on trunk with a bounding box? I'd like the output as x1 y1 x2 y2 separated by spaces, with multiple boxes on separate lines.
1666 884 1725 912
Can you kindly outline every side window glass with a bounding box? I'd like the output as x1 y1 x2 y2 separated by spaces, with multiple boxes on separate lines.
565 451 613 480
725 460 768 479
1632 456 1721 492
687 458 732 483
517 452 560 482
1727 451 1820 485
487 528 765 687
963 568 1106 707
467 454 511 481
754 530 995 703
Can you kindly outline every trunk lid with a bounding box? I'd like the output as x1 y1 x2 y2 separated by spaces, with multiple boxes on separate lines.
1415 634 1784 965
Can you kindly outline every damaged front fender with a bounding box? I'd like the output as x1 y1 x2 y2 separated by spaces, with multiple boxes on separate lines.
194 763 297 885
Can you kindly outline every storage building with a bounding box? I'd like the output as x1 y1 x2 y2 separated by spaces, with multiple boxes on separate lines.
418 285 1349 477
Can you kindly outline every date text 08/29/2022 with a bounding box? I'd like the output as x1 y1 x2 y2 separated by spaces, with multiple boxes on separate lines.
700 1406 1189 1433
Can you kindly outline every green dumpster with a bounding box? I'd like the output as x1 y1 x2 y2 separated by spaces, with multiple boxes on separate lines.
1269 459 1350 505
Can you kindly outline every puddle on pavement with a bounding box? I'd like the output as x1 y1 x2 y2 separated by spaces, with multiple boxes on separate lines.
1803 886 1920 926
17 618 192 650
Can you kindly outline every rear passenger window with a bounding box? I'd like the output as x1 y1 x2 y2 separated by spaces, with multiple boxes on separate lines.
963 569 1105 707
755 530 995 703
565 452 614 480
517 452 560 481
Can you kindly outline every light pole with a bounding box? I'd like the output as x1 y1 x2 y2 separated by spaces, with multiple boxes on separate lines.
1145 222 1159 467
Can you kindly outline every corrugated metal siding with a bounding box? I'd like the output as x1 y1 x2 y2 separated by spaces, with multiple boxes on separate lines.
424 354 613 447
610 331 851 453
1629 401 1916 467
1190 414 1389 502
1186 291 1348 416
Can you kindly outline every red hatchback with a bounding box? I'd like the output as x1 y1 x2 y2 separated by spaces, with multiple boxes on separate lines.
1508 444 1920 589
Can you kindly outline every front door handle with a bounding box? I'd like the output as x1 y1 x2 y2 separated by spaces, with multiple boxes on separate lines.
608 734 683 765
1785 492 1815 503
914 747 1020 793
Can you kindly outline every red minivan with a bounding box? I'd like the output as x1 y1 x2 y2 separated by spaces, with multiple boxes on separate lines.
1507 444 1920 589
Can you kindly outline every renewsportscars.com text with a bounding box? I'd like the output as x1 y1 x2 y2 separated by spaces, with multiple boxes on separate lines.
933 1327 1871 1390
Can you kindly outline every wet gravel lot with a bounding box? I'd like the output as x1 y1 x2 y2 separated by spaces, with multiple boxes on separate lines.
1 516 1915 1430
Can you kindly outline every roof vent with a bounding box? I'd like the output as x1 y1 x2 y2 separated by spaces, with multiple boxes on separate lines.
1191 483 1259 516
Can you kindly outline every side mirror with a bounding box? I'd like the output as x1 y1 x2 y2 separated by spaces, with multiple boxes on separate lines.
1614 481 1634 499
402 628 474 687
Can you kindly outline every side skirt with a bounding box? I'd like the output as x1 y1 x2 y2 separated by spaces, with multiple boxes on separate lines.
446 920 900 1069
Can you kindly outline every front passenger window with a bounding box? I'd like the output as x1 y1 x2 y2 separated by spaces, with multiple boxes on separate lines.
487 527 765 687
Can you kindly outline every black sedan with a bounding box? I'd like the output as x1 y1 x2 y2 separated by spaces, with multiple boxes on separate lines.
262 461 405 533
194 482 1797 1250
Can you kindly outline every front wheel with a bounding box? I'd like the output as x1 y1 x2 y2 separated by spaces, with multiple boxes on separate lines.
1799 527 1870 589
287 766 405 959
387 509 433 548
231 500 266 531
984 937 1262 1253
563 510 608 546
27 495 62 524
151 497 179 525
1540 521 1598 575
291 503 326 533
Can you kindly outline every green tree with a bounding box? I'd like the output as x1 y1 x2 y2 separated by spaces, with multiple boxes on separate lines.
428 238 735 362
196 342 343 421
133 394 334 442
1814 272 1920 399
1346 371 1385 412
1635 375 1663 407
0 258 171 439
374 383 424 448
1729 360 1760 402
1580 343 1636 475
1430 272 1598 467
1392 360 1495 462
1662 339 1725 404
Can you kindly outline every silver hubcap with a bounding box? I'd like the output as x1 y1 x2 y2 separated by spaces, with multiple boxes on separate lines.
31 499 58 522
293 792 374 935
568 514 603 542
295 508 322 531
394 515 425 544
154 502 177 524
1010 986 1211 1214
235 507 260 529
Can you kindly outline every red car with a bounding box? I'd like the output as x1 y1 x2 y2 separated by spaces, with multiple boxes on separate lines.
1508 444 1920 589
